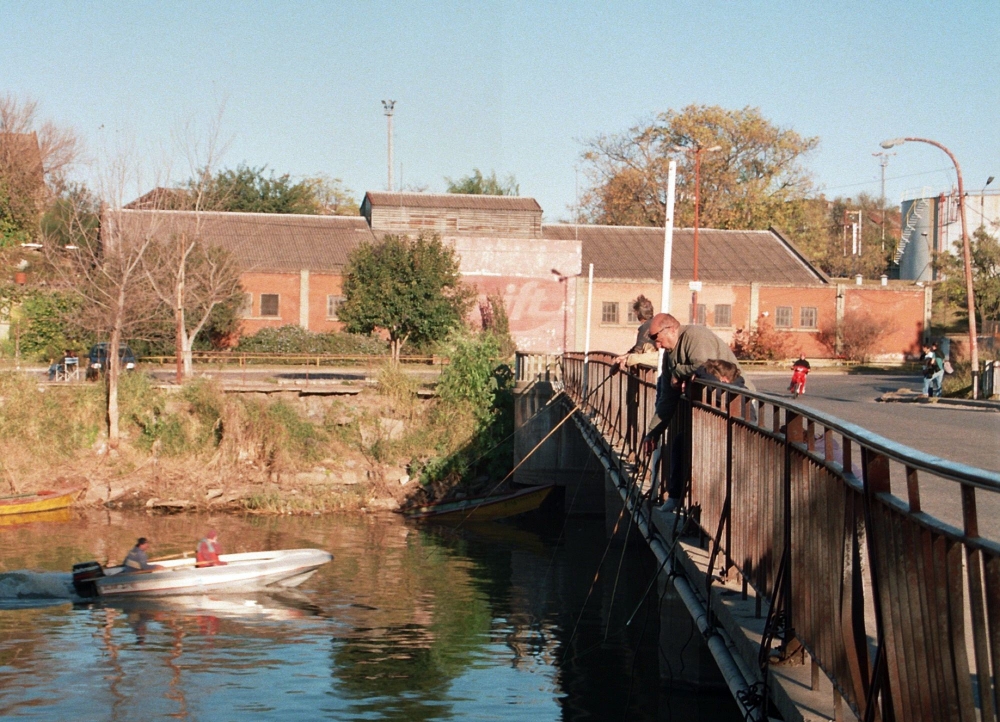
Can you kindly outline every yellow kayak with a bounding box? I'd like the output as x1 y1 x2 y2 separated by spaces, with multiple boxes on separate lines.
0 488 82 516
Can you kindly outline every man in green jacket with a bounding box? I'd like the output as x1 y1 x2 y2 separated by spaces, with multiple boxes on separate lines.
641 313 748 511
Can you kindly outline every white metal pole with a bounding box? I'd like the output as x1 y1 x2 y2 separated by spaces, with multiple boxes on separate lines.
584 262 594 359
659 161 677 380
583 263 594 399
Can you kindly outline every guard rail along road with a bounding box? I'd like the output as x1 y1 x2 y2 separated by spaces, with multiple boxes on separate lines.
517 351 1000 722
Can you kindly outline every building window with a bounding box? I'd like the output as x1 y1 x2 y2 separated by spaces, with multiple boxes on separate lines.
775 306 793 328
602 302 619 324
689 304 706 325
627 305 638 324
260 293 280 317
714 304 732 327
327 295 344 320
800 306 818 329
239 292 252 318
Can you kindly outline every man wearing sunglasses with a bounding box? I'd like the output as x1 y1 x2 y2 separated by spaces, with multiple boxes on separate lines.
641 313 748 512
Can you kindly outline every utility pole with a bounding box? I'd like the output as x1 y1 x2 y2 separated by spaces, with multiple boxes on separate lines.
382 100 396 191
672 143 721 323
873 151 893 250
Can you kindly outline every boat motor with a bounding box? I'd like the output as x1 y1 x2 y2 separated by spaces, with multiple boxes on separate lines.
72 561 105 597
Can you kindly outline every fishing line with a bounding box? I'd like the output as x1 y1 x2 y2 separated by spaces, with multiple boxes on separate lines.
453 386 571 478
622 573 654 722
560 483 631 663
451 372 616 529
451 401 580 529
603 449 653 641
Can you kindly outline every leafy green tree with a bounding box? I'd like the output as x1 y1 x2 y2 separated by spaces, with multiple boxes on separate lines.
579 105 817 230
16 290 86 360
445 168 519 196
300 174 358 215
40 183 100 250
939 227 1000 327
186 164 322 214
338 233 475 362
783 193 895 279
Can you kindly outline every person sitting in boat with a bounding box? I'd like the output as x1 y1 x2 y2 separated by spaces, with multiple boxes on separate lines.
122 538 164 573
196 529 227 567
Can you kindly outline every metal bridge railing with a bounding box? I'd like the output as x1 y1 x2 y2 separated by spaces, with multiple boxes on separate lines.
547 350 1000 722
514 353 563 384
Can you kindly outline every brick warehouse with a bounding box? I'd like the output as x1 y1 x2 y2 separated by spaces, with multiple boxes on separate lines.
542 223 929 361
112 192 930 360
110 209 376 335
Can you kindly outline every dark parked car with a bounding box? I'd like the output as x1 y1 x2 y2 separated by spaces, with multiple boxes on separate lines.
86 343 137 380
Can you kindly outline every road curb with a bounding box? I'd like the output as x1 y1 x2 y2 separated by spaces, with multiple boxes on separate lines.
877 391 1000 411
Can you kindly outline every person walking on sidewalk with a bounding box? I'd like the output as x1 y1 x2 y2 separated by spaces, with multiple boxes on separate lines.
922 343 944 397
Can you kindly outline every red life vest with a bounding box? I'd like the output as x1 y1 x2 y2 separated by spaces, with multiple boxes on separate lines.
196 537 223 567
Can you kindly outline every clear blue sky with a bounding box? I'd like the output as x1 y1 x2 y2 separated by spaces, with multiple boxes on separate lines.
2 0 997 221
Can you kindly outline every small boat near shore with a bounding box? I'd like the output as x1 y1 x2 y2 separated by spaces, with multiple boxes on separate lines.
401 483 555 522
0 488 82 517
72 548 333 598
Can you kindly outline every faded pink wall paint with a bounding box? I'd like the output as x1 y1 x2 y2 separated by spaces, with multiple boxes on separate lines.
450 234 582 354
468 275 575 353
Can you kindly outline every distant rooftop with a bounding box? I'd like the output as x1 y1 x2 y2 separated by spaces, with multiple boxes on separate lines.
110 209 375 272
362 191 542 213
542 224 827 285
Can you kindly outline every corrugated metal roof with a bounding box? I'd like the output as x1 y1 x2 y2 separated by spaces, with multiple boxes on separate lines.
542 224 826 285
113 210 375 272
363 191 542 212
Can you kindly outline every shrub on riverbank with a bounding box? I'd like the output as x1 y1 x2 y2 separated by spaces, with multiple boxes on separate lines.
414 331 515 494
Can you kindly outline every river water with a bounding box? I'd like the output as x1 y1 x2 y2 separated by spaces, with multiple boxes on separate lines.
0 509 741 721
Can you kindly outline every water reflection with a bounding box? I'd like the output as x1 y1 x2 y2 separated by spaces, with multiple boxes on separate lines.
0 510 741 721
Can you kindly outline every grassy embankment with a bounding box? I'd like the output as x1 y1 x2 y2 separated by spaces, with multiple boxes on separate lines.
0 337 514 514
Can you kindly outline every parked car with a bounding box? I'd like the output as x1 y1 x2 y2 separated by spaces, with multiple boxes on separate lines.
86 343 137 380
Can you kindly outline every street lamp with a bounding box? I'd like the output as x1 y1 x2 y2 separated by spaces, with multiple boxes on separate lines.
674 144 722 323
382 100 396 192
881 136 979 397
551 268 570 354
982 176 995 229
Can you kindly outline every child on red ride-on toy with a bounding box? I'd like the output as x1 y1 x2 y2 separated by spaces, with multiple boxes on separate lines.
789 358 810 398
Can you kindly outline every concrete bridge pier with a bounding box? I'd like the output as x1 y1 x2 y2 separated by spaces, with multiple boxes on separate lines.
513 380 604 515
602 475 729 695
515 378 736 696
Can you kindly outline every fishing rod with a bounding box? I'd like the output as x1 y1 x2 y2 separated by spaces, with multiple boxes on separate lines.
451 370 617 529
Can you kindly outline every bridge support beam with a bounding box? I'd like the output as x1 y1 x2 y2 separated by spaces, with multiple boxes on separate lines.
513 381 605 515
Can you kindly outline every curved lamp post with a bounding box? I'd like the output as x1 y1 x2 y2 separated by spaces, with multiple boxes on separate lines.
881 137 979 397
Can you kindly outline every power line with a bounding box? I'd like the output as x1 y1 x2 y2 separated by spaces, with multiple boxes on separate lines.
818 165 954 194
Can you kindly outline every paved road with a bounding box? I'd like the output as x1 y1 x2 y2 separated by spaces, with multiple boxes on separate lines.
746 370 1000 537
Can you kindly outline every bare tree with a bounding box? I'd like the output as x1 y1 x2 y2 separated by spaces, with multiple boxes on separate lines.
60 208 164 444
143 228 243 378
145 110 242 380
0 94 81 200
43 146 166 445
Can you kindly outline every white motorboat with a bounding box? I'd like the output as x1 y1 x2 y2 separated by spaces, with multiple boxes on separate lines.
71 548 332 597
